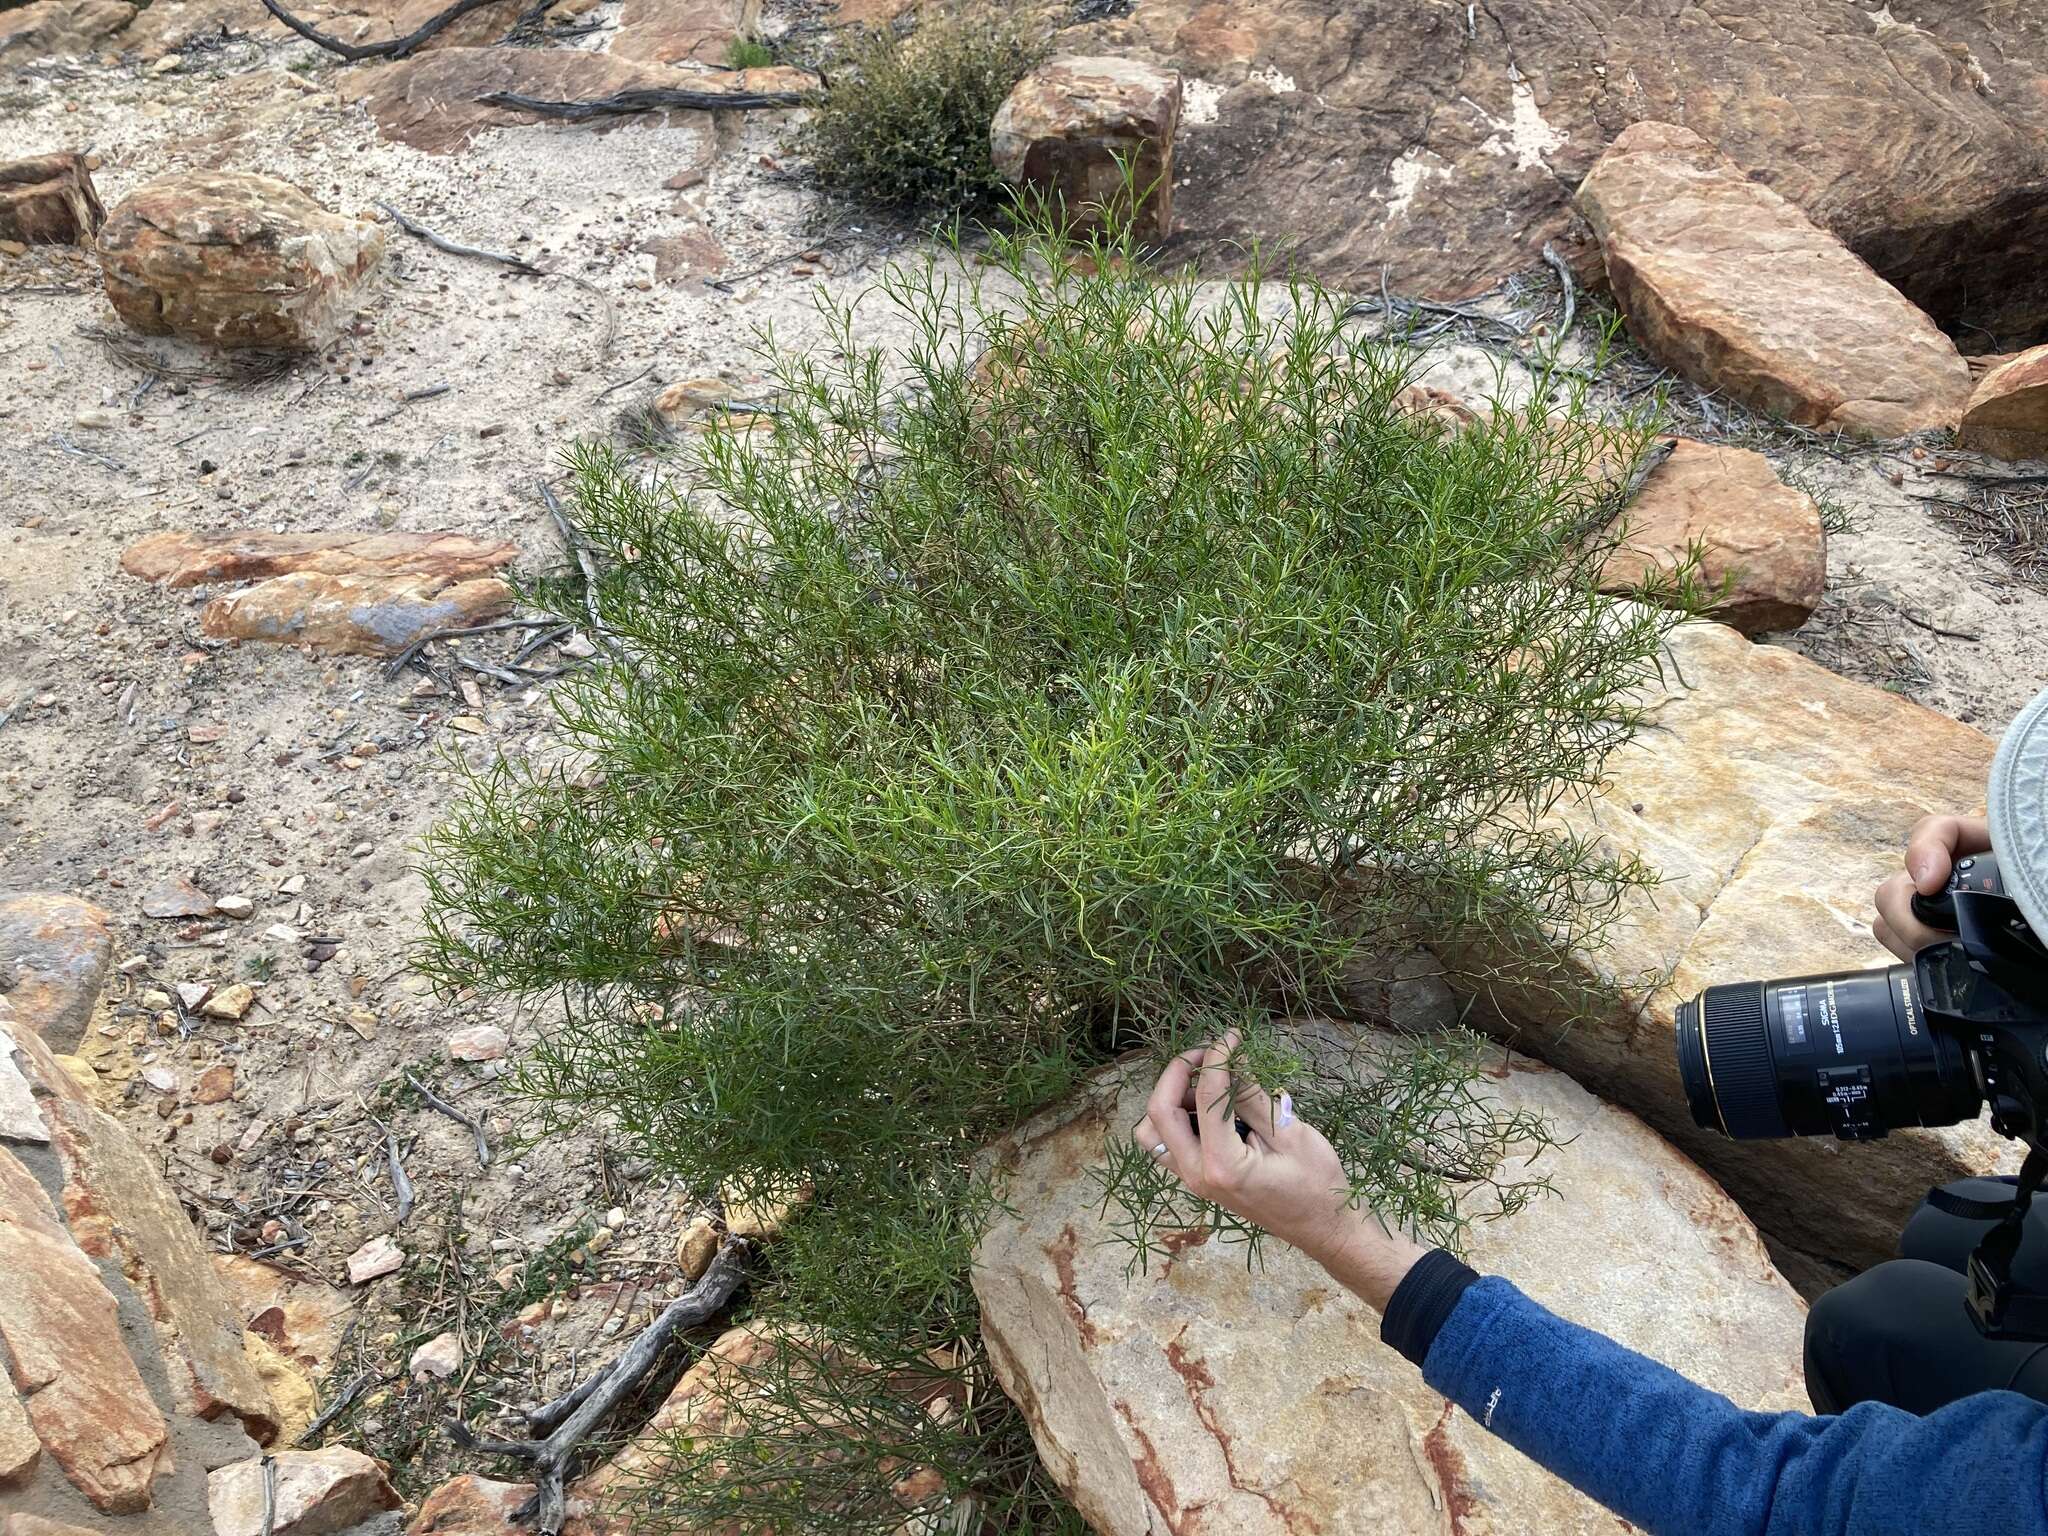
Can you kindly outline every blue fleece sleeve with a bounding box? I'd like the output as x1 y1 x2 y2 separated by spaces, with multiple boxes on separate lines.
1422 1276 2048 1536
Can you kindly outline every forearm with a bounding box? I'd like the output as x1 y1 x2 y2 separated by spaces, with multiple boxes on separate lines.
1420 1277 2048 1536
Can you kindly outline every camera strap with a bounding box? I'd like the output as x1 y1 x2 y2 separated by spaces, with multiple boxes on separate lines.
1923 1146 2048 1223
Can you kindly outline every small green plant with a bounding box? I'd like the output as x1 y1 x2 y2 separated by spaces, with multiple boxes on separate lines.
793 4 1045 215
419 201 1698 1530
243 953 277 982
726 34 775 70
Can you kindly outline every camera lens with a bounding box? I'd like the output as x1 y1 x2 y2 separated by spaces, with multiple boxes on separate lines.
1676 965 1980 1141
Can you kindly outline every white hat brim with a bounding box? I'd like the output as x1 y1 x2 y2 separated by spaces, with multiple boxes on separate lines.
1989 685 2048 943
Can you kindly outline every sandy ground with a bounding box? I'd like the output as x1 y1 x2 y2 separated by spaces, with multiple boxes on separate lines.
2 11 2046 1501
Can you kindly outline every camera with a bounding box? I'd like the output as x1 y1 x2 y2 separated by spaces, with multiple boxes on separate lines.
1675 851 2048 1335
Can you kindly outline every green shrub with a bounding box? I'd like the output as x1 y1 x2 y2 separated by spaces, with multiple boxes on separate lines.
418 205 1697 1531
726 34 775 70
793 4 1045 215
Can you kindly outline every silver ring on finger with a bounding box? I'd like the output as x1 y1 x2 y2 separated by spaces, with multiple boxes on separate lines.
1150 1142 1170 1160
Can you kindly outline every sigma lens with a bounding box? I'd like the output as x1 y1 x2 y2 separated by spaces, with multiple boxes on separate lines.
1675 966 1980 1141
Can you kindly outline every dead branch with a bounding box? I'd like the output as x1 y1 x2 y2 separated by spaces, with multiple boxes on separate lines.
298 1370 377 1445
378 201 542 275
1540 240 1577 341
259 0 509 61
475 84 815 120
386 1130 416 1225
406 1072 492 1167
449 1239 750 1535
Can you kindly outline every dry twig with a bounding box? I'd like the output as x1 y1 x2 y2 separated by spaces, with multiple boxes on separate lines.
259 0 507 60
476 83 815 120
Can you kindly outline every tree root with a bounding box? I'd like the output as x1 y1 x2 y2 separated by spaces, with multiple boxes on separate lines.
448 1238 749 1534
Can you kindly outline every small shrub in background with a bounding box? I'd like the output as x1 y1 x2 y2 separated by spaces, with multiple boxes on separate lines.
726 34 775 70
793 3 1046 216
418 201 1699 1531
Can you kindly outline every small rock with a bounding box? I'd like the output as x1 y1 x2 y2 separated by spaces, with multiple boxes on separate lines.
346 1235 405 1285
207 1446 400 1536
409 1331 462 1381
263 923 302 944
0 151 106 246
201 983 255 1020
141 988 172 1010
585 1227 614 1254
605 1206 626 1230
991 57 1184 241
73 407 116 429
676 1214 719 1279
447 716 488 735
199 572 514 657
214 895 254 919
141 875 215 919
720 1176 813 1241
193 1064 235 1104
447 1025 508 1062
141 1065 178 1095
176 981 211 1010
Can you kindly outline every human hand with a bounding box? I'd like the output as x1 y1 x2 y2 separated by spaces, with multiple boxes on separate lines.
1873 814 1992 960
1132 1034 1428 1311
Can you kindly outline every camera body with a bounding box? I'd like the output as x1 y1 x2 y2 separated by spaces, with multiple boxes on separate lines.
1677 853 2048 1336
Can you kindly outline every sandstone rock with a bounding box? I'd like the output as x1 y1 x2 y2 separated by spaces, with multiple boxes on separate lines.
122 528 520 589
0 1380 37 1486
611 0 758 66
1051 1 2048 343
719 1175 812 1240
97 171 386 351
347 1234 405 1284
0 1025 49 1144
991 56 1182 241
1601 438 1826 634
447 1024 509 1062
214 1254 355 1375
46 1085 282 1441
201 571 515 655
1447 618 2009 1275
243 1327 319 1447
1960 344 2048 463
410 1329 462 1380
0 1145 170 1513
0 893 113 1052
0 0 134 58
1577 123 1970 439
0 154 103 246
972 1040 1808 1533
2 1518 106 1536
408 1474 535 1533
194 1063 236 1103
340 46 810 154
209 1446 402 1536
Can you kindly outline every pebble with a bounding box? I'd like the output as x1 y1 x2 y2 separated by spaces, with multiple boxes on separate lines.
676 1214 719 1279
176 982 211 1010
201 983 255 1020
141 989 172 1011
215 895 254 920
409 1331 463 1381
141 1066 177 1095
74 407 116 429
351 842 373 858
447 1024 509 1062
347 1235 406 1285
605 1206 626 1230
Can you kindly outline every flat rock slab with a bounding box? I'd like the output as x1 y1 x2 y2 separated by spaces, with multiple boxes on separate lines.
123 528 520 588
97 170 386 352
337 46 805 154
1578 122 1971 438
1445 618 2009 1274
201 571 514 655
1602 438 1826 634
0 893 113 1053
1960 344 2048 462
1057 0 2048 342
972 1040 1808 1534
0 1144 170 1514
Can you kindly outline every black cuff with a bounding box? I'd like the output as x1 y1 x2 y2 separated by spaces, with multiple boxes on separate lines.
1379 1248 1480 1369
